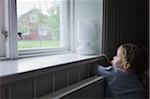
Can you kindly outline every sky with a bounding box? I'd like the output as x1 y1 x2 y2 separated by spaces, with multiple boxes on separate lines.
17 0 56 17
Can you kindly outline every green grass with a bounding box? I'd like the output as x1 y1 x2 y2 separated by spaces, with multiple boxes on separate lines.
18 40 60 49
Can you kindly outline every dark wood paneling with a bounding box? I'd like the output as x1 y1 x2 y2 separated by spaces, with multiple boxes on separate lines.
8 78 33 99
53 70 68 91
35 73 52 98
102 0 149 58
79 65 89 81
0 85 7 99
68 67 79 85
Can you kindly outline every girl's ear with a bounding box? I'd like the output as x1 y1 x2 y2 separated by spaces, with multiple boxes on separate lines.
123 63 131 70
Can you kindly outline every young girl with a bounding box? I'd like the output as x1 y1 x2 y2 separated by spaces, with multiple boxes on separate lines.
96 43 148 99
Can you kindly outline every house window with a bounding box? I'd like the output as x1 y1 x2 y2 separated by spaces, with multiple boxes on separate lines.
0 0 73 59
38 26 48 36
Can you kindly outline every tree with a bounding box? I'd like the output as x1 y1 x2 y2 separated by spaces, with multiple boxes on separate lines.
47 5 60 40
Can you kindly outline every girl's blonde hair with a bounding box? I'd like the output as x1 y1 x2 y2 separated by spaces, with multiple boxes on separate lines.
118 43 148 75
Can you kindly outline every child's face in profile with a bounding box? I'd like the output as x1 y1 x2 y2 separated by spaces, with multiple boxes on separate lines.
111 48 123 68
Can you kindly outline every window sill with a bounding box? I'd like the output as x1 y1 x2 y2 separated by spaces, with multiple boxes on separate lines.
0 53 105 77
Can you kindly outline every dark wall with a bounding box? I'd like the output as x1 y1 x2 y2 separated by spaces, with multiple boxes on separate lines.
102 0 149 58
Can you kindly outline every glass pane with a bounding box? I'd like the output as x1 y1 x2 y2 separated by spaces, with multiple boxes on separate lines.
17 0 62 49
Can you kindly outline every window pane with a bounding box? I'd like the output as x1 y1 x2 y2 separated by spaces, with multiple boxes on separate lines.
17 0 65 50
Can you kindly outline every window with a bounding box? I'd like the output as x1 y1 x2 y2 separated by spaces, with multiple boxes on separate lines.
0 0 73 59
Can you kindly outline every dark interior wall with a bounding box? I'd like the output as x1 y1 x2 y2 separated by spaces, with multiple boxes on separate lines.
102 0 149 58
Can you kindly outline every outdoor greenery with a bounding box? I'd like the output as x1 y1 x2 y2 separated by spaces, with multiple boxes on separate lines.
47 6 60 39
18 24 29 34
18 40 60 49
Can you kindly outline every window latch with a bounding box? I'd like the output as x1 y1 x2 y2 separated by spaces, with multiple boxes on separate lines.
2 30 8 42
18 32 23 40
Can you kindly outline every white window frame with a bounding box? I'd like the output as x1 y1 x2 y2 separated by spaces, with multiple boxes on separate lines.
5 0 18 59
0 0 6 58
2 0 75 59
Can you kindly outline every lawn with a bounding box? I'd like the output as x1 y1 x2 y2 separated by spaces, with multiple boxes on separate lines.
18 40 60 49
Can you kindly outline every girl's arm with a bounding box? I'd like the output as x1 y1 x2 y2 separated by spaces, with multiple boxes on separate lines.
96 65 112 77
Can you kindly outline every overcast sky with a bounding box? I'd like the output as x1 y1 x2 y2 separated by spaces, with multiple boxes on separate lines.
17 0 56 17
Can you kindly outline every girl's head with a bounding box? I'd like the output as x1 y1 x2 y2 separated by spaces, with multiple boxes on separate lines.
111 43 148 74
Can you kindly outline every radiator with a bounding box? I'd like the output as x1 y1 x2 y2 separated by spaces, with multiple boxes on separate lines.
38 76 105 99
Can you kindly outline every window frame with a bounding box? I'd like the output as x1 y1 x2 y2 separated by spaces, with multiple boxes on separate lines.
2 0 74 59
0 0 6 58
